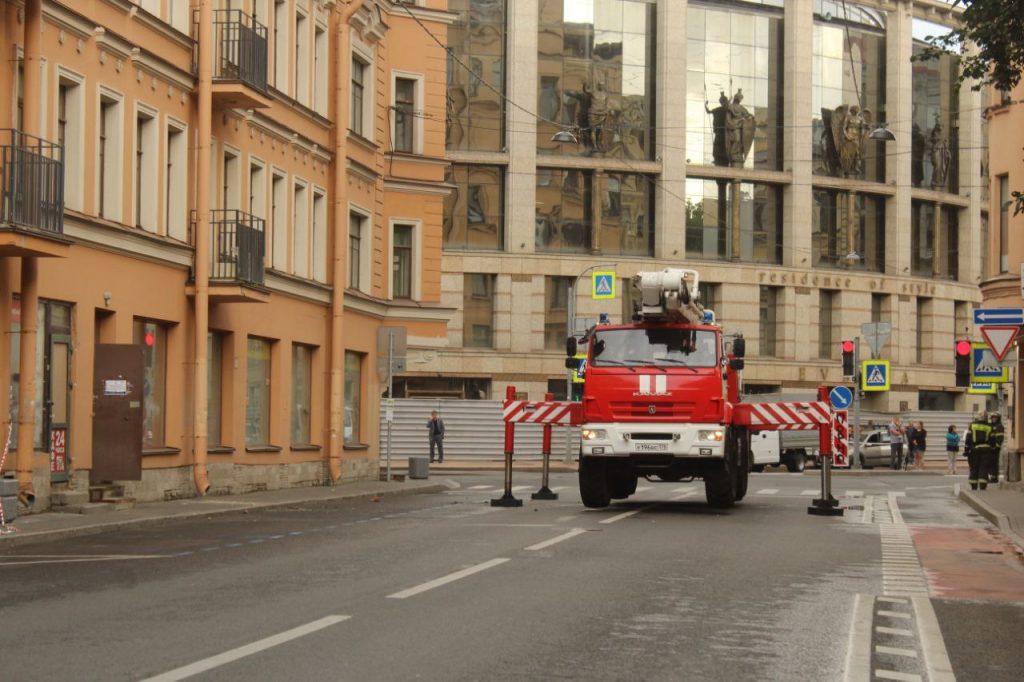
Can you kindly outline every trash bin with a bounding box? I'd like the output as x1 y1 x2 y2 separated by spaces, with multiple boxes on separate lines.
0 478 16 497
408 456 430 479
1 496 16 523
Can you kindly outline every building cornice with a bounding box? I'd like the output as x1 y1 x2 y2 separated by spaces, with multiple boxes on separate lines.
62 211 193 268
383 179 453 197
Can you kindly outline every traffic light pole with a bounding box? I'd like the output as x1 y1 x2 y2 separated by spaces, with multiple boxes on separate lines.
852 337 862 469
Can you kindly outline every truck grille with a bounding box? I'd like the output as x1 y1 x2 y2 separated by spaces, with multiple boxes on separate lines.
610 401 696 420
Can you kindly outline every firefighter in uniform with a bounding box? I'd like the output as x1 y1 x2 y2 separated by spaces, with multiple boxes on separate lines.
988 413 1005 484
966 412 994 491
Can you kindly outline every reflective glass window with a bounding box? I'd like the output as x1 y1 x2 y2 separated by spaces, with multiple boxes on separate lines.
463 273 495 348
685 179 782 264
812 189 885 271
812 17 887 182
686 5 784 170
444 164 504 250
911 20 959 192
537 0 656 160
447 0 506 151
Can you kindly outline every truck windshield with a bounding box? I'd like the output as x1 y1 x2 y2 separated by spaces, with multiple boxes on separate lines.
590 328 718 368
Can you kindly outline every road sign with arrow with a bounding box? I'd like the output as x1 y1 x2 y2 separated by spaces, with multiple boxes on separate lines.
973 308 1024 325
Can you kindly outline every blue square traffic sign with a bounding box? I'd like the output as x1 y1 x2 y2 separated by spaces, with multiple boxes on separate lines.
861 360 889 391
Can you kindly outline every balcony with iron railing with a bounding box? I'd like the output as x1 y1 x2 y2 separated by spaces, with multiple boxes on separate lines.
190 209 269 302
0 129 70 257
194 9 272 110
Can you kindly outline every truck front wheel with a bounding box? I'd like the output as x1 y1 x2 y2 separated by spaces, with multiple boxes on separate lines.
579 458 611 508
704 460 737 509
608 470 638 499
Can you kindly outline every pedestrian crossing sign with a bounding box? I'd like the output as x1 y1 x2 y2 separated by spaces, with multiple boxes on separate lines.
970 343 1009 383
861 359 890 391
592 272 616 300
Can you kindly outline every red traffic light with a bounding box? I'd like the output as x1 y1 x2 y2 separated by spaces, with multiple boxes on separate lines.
955 340 971 356
841 340 854 353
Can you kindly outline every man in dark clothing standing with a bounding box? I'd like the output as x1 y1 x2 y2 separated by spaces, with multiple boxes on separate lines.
988 413 1005 484
427 410 445 463
966 412 994 491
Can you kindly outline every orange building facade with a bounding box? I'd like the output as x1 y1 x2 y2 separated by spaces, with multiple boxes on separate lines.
0 0 453 510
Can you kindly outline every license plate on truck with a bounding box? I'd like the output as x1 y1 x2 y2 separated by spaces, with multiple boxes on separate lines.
633 442 668 452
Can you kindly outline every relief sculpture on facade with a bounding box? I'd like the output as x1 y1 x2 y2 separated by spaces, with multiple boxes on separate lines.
821 104 873 177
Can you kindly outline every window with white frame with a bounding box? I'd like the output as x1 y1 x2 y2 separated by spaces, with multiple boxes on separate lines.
295 10 309 105
314 24 327 115
312 189 327 282
393 76 418 153
165 121 187 240
349 210 366 290
293 180 309 277
291 343 314 445
249 160 266 219
222 148 240 211
135 107 158 231
56 72 84 211
392 223 414 299
274 0 289 93
271 170 287 269
169 0 189 32
98 92 123 221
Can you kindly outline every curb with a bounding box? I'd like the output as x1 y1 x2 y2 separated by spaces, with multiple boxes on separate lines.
957 486 1024 551
0 482 447 549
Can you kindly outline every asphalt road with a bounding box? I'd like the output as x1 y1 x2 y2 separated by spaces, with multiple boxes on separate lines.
1 470 1021 681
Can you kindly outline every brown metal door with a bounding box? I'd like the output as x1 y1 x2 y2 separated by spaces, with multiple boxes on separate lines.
91 344 144 483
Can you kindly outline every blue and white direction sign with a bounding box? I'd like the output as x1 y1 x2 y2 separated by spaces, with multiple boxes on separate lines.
829 386 853 410
973 307 1024 325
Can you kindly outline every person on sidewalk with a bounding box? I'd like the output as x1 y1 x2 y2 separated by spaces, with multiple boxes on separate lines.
912 421 927 470
427 410 445 463
904 421 918 471
944 424 960 475
888 416 905 470
966 411 993 490
988 413 1005 485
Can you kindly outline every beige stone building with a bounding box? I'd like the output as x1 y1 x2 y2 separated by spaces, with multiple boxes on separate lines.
0 0 454 509
428 0 985 418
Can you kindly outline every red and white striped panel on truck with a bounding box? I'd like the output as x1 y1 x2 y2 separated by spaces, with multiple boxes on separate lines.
831 409 849 467
740 401 832 430
503 400 580 425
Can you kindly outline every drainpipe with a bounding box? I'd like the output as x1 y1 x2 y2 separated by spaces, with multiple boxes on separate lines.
15 0 43 507
192 2 213 495
328 0 362 483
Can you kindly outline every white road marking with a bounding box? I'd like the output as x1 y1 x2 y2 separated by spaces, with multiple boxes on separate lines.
876 646 918 658
671 486 697 493
551 486 567 492
635 486 653 493
525 528 588 550
468 485 492 490
1 555 166 567
599 509 645 525
843 594 874 682
876 626 914 637
800 489 819 496
912 595 956 682
511 485 532 492
756 488 779 495
874 671 921 682
671 490 700 501
844 490 864 498
387 558 510 599
878 610 912 619
877 597 909 604
142 615 351 681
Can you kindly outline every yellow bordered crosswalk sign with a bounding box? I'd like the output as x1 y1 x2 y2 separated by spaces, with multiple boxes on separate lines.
861 359 890 391
968 382 997 395
592 272 615 300
970 342 1009 383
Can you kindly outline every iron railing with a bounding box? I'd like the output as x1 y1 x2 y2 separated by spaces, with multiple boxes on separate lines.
196 9 269 93
193 209 266 287
0 129 64 235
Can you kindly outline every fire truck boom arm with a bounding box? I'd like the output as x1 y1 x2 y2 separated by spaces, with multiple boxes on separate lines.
633 268 705 324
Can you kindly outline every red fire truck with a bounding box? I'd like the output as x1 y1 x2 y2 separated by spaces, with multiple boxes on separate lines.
566 268 834 509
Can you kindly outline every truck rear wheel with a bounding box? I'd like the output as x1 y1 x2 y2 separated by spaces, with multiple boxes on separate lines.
784 451 806 473
579 458 611 508
704 460 737 509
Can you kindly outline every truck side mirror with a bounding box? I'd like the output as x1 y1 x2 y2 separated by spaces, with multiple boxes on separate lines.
729 358 745 371
566 336 577 358
732 337 745 358
565 358 579 369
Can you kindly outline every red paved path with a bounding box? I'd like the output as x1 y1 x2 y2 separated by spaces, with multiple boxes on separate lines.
914 525 1024 602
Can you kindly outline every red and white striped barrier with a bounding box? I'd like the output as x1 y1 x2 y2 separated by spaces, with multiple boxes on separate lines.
503 400 580 425
740 401 832 429
831 410 849 467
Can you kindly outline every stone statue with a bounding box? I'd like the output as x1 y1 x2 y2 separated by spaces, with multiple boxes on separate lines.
929 119 951 191
830 104 872 177
588 82 610 153
725 90 755 166
705 91 730 166
564 82 594 151
911 122 926 187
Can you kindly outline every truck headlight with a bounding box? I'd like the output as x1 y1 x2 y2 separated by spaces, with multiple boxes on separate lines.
698 430 724 442
582 429 607 441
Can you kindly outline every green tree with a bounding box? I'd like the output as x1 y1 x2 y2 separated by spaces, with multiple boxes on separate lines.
915 0 1023 214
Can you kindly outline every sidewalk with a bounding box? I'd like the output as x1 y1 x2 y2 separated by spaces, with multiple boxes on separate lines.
958 483 1024 551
